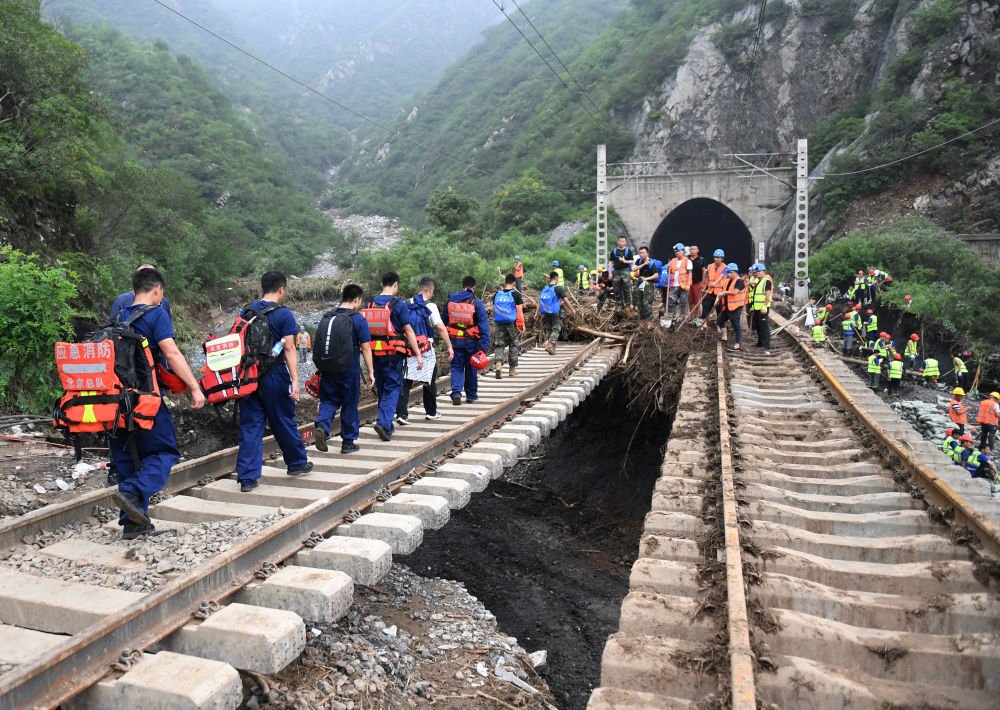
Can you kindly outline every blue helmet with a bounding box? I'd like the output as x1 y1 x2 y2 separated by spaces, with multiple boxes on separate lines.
748 263 759 272
756 261 766 271
673 242 685 252
552 260 559 266
514 255 521 260
578 264 586 270
725 262 739 273
713 249 725 258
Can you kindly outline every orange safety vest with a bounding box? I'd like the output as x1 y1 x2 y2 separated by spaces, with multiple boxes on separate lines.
722 275 747 311
949 398 968 425
513 262 524 278
667 257 692 290
361 300 406 356
296 331 311 349
705 262 727 294
977 399 999 426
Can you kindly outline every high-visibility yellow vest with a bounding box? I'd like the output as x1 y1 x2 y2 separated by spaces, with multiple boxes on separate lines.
865 314 878 333
923 358 939 377
750 275 772 311
867 354 882 374
812 325 826 342
904 340 918 357
889 360 903 379
953 356 967 374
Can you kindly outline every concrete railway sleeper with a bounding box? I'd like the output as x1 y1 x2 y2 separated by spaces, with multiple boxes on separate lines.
0 339 621 710
592 328 999 709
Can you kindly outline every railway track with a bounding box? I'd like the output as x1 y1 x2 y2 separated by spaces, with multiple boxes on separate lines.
591 323 1000 708
0 339 617 709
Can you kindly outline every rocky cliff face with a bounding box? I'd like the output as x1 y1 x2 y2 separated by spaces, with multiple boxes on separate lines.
625 0 999 257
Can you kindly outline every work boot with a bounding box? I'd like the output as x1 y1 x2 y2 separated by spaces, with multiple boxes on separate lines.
495 364 502 380
545 342 555 355
509 367 518 377
122 523 168 541
373 423 392 441
288 461 314 477
313 427 328 452
113 491 151 526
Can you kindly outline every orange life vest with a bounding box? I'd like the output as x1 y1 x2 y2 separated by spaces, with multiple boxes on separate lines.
722 275 747 311
513 262 524 278
446 300 480 339
977 399 999 426
705 262 727 295
361 299 406 357
949 398 968 425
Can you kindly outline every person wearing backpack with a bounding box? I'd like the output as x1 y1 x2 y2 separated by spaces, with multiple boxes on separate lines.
109 268 204 539
446 275 491 405
109 263 172 321
491 274 525 379
396 277 454 424
610 235 635 308
312 284 375 454
236 271 312 492
364 272 424 441
534 271 569 355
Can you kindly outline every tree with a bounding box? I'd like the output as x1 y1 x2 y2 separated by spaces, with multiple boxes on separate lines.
492 169 568 235
425 187 480 231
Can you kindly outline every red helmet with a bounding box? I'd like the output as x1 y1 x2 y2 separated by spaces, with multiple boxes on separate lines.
866 309 873 315
962 350 972 357
893 353 902 360
305 373 321 398
868 269 875 275
910 334 919 341
825 305 833 311
156 364 188 394
946 428 954 436
470 350 490 370
853 304 861 311
843 313 852 319
960 434 974 443
858 270 864 274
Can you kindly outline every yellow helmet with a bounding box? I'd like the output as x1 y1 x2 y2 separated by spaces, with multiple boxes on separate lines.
952 387 965 396
991 391 1000 400
597 266 605 272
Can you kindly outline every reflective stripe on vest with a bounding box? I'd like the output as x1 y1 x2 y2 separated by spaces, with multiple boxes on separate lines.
905 340 918 356
977 400 999 426
867 356 881 374
964 448 985 474
923 358 939 376
750 275 772 310
723 277 746 310
889 360 903 379
949 399 968 424
866 315 878 332
705 262 727 294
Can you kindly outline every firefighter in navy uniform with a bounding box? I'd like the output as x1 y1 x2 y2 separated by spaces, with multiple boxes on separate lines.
447 275 491 405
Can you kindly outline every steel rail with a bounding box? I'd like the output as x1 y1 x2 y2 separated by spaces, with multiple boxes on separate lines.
715 343 756 709
0 338 592 710
773 313 1000 560
0 338 540 551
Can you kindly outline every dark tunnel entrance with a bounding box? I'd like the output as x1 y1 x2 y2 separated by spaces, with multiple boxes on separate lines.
649 198 754 270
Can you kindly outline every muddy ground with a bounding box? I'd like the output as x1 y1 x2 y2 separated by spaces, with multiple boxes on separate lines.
405 379 671 709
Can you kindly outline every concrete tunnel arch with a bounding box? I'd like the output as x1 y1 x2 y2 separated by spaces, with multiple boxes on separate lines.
648 198 754 271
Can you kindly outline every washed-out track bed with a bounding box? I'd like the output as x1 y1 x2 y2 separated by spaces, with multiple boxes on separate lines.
591 327 999 709
0 339 620 709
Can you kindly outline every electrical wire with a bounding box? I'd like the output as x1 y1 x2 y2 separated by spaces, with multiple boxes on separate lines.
490 0 603 126
823 116 1000 176
508 0 604 118
740 0 768 106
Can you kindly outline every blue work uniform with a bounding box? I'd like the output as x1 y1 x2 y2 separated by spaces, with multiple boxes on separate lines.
371 294 412 433
447 290 491 401
236 300 308 485
111 291 171 321
109 304 179 526
315 309 371 444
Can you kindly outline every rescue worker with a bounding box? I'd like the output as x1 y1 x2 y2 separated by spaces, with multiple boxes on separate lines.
749 262 773 353
904 333 920 371
841 313 855 355
109 262 172 321
953 351 971 391
535 271 570 354
922 356 940 384
596 268 615 312
110 267 204 538
874 332 895 360
575 265 589 292
702 249 727 318
367 272 423 442
513 255 524 293
976 391 1000 452
864 309 878 347
816 303 833 325
957 434 999 489
888 352 904 394
313 284 375 454
716 263 746 350
588 267 599 289
811 320 827 347
447 275 490 405
296 325 311 361
687 244 707 320
849 305 864 346
491 274 525 379
610 235 635 308
664 243 692 326
634 245 661 321
236 271 312 492
941 427 959 459
948 387 968 436
551 261 565 287
867 351 882 388
396 277 453 424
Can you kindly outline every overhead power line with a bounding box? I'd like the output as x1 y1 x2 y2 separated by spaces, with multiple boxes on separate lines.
490 0 604 126
508 0 604 118
739 0 768 105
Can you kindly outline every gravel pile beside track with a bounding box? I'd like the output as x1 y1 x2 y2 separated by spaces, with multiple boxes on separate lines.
266 564 555 710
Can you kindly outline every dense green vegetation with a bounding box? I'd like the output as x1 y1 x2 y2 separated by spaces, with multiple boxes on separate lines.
807 218 1000 354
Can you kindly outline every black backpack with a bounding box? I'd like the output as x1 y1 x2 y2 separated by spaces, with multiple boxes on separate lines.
313 310 356 373
242 303 282 371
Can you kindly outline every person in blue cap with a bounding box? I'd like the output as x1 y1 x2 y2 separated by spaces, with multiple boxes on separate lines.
702 249 728 319
748 261 773 353
716 263 747 350
551 260 565 287
575 264 589 292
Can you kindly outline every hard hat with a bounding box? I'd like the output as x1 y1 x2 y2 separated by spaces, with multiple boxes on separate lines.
866 309 873 315
757 262 766 270
953 387 966 396
514 255 521 260
843 313 851 319
552 260 559 266
910 334 919 341
597 266 605 272
713 249 725 258
725 262 739 273
305 373 321 399
946 427 954 436
858 270 864 274
825 304 833 310
991 391 1000 400
578 264 586 270
962 350 972 357
880 332 889 338
869 269 875 275
853 304 861 311
893 353 901 360
959 434 974 443
470 350 490 370
673 242 685 251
